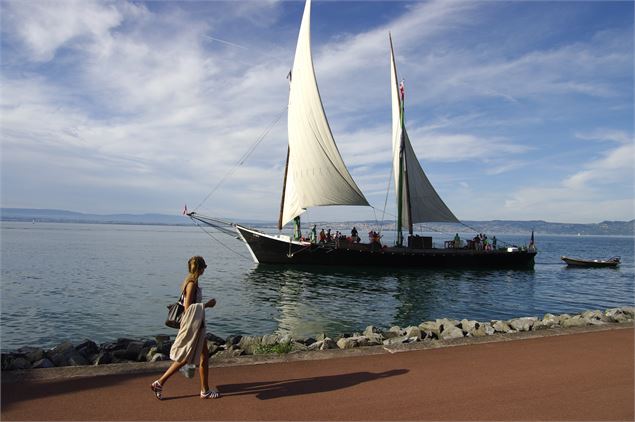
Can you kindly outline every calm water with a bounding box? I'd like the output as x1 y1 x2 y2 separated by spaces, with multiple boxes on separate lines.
1 222 634 351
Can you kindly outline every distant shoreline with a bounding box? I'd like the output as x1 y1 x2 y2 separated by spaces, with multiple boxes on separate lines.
4 219 635 238
2 208 634 236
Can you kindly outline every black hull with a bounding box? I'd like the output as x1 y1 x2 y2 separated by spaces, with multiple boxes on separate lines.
236 226 536 269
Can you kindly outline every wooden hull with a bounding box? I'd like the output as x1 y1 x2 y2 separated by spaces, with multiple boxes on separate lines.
236 225 536 269
561 256 620 267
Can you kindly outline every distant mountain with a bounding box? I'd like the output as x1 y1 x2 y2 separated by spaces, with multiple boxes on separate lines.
1 208 189 226
1 208 633 236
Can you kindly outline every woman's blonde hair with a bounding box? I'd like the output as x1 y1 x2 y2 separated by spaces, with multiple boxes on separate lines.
188 256 207 275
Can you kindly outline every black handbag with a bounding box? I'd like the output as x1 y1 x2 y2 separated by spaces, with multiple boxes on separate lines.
165 286 188 329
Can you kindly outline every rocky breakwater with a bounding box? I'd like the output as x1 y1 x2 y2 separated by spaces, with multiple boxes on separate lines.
2 306 633 371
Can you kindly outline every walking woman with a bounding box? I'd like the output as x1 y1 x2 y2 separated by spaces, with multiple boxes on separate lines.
150 256 219 400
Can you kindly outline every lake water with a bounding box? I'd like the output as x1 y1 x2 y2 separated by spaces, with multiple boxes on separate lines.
1 222 633 351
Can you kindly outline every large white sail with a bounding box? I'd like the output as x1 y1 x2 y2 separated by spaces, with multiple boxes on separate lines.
281 0 369 227
390 35 459 226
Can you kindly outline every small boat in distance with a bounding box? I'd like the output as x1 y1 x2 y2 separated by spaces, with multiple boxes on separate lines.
561 256 620 268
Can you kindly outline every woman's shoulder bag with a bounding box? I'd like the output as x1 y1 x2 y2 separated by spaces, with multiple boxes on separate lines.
165 282 192 329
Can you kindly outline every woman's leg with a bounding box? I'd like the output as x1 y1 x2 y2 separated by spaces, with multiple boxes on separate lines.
157 360 187 386
199 341 209 392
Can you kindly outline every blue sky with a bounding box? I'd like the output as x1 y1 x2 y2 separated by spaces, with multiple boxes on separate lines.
1 0 633 224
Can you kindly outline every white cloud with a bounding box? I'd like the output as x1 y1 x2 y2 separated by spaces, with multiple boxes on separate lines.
563 132 634 190
3 0 126 62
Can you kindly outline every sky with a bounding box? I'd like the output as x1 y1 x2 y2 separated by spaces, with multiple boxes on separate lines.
1 0 633 225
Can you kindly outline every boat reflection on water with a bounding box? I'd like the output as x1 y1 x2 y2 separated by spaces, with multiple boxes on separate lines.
241 265 536 339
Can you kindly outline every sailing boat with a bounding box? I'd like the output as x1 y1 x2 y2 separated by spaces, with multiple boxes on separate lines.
190 0 536 269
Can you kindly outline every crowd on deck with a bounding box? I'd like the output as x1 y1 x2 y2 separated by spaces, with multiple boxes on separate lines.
449 233 498 251
294 225 382 247
292 223 534 252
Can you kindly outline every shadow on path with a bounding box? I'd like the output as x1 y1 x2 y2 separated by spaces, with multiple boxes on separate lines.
218 369 409 400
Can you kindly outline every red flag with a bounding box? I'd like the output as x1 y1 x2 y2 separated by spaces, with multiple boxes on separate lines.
399 79 405 101
182 204 188 215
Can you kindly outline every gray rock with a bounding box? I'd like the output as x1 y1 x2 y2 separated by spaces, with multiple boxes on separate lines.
207 342 220 356
404 326 422 341
337 337 359 349
124 341 145 361
9 357 31 370
320 338 337 350
381 330 401 340
308 340 323 351
439 325 464 340
509 317 537 332
534 314 559 330
604 308 628 323
471 322 495 337
298 337 317 346
76 340 99 358
621 306 635 319
315 333 328 342
382 335 409 346
278 334 293 344
25 348 46 363
492 320 514 333
48 341 75 367
238 336 263 355
32 358 55 369
155 334 170 348
259 334 279 346
67 353 88 366
93 351 113 365
388 326 404 336
308 338 338 350
436 318 460 333
561 315 589 328
137 347 151 362
363 325 382 338
459 319 479 335
365 333 384 345
581 310 603 321
290 342 309 352
145 346 158 362
150 353 168 362
418 321 441 338
226 335 243 347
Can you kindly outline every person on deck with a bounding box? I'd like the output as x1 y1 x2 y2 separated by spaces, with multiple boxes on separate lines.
453 233 461 248
351 227 358 243
319 229 326 243
293 216 301 241
150 256 219 400
473 235 481 250
310 225 317 243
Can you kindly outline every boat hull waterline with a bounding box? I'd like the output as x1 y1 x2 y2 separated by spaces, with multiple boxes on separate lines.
237 226 536 269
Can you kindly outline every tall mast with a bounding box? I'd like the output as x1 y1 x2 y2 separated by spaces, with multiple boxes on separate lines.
390 33 412 246
277 146 290 230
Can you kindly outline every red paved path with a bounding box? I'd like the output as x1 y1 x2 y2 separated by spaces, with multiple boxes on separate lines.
2 328 633 420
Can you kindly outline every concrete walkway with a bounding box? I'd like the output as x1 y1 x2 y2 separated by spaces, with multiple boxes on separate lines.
2 325 633 420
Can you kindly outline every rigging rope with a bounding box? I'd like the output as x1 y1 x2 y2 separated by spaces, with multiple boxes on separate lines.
189 216 251 261
193 105 288 212
376 152 395 235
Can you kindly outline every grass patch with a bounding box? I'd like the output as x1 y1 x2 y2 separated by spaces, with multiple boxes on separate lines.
254 342 293 355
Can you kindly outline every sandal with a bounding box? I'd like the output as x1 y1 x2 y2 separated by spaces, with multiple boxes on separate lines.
150 380 163 400
200 389 220 399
